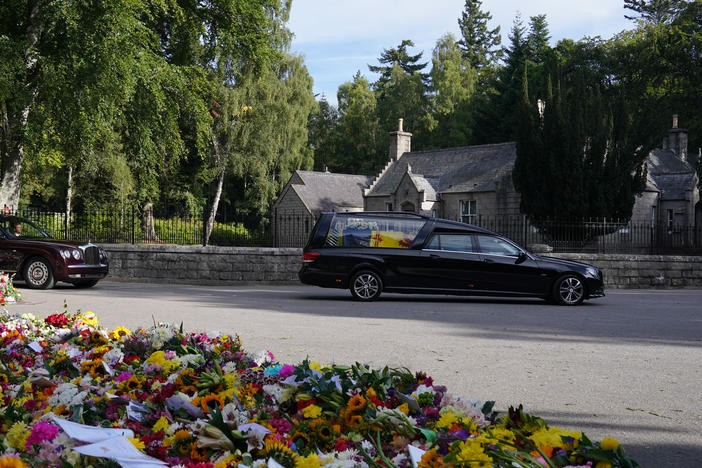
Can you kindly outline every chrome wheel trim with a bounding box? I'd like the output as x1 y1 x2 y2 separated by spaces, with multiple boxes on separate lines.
353 273 379 300
559 277 584 304
28 261 49 287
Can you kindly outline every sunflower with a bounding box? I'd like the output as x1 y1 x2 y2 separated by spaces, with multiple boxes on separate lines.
110 326 131 340
118 375 144 392
344 412 363 429
290 431 311 452
347 394 366 412
0 373 8 383
179 385 198 397
261 438 298 467
200 394 224 413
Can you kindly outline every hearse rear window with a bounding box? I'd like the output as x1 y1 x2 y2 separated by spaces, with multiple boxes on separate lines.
325 215 426 248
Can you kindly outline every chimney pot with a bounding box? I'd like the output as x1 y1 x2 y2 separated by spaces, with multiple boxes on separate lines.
398 118 403 132
672 114 679 128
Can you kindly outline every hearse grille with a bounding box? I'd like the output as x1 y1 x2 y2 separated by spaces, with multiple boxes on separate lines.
83 246 100 265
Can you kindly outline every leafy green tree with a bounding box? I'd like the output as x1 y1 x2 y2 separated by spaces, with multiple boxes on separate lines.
457 0 502 76
527 14 551 64
428 33 476 147
308 97 339 171
334 72 380 174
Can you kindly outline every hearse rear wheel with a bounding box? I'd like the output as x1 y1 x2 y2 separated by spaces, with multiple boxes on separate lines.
72 280 99 288
350 270 383 301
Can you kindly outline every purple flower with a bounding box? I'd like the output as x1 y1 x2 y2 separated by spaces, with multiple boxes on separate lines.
115 371 133 382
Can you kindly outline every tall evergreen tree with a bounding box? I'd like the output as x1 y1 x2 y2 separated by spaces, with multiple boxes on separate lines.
308 96 339 171
368 39 429 86
527 14 551 64
457 0 502 73
624 0 685 23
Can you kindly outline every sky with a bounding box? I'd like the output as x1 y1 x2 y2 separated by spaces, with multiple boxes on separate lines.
287 0 633 105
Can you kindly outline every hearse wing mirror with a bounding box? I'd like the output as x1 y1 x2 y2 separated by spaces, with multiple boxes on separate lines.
515 251 528 264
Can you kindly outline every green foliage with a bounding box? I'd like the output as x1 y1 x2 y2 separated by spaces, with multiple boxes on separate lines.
457 0 502 72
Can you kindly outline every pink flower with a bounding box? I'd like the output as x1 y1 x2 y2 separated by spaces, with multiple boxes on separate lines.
278 365 295 378
25 421 59 449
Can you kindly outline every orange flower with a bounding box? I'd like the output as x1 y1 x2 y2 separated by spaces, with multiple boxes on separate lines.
418 448 448 468
200 394 224 413
347 395 366 412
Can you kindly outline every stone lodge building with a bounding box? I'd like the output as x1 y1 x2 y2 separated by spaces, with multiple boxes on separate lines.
273 117 700 246
272 170 373 247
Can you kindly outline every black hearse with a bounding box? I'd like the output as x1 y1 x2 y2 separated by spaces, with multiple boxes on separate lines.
299 212 604 305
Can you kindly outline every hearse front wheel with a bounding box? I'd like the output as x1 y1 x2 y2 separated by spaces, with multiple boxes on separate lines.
553 274 585 306
350 270 383 301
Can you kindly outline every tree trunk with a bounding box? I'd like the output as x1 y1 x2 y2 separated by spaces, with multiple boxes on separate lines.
142 202 160 243
65 165 73 238
0 1 43 210
204 135 226 246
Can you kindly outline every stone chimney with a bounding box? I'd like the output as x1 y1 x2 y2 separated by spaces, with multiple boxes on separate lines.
662 114 688 162
389 118 412 161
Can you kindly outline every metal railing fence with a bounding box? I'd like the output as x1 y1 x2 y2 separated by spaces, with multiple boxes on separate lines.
7 208 702 254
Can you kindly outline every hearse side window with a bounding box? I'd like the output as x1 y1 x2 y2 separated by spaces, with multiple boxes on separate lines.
424 234 475 253
476 235 521 256
325 216 425 248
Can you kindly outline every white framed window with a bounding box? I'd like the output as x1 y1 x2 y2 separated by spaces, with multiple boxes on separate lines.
460 200 477 224
386 203 393 212
667 209 674 233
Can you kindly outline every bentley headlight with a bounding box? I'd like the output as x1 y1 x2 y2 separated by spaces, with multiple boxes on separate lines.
61 250 71 259
72 249 82 260
584 267 599 279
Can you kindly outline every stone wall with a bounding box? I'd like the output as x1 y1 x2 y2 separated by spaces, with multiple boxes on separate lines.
103 244 301 284
553 253 702 289
102 245 702 289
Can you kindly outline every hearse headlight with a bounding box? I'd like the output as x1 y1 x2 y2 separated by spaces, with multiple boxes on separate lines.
72 249 82 260
584 267 599 279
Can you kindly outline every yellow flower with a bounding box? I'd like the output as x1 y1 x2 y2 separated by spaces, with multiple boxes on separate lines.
128 437 145 450
396 403 409 415
110 326 131 340
152 416 170 433
302 404 322 419
296 453 321 468
6 422 29 452
146 351 166 366
455 438 492 467
600 437 619 451
530 426 581 451
77 311 98 327
435 411 459 430
477 427 515 448
309 361 322 372
595 463 613 468
0 455 30 468
347 395 366 412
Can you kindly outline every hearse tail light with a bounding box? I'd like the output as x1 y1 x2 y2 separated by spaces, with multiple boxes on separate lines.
302 252 321 263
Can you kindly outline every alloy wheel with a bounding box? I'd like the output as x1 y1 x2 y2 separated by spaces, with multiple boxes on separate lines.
558 276 584 305
353 273 380 300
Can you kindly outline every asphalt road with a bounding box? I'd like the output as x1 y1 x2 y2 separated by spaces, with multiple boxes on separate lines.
9 281 702 467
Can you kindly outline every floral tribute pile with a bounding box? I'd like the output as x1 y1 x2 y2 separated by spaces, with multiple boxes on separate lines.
0 273 22 305
0 308 639 468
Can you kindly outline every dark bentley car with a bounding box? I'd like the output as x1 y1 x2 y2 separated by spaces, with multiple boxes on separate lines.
299 212 604 305
0 215 109 289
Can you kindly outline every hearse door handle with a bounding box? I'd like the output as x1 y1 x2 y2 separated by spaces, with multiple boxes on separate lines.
429 253 440 259
483 258 494 264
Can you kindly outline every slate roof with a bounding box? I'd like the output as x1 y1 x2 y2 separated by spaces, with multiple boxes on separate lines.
646 149 696 201
366 142 517 197
289 170 372 214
